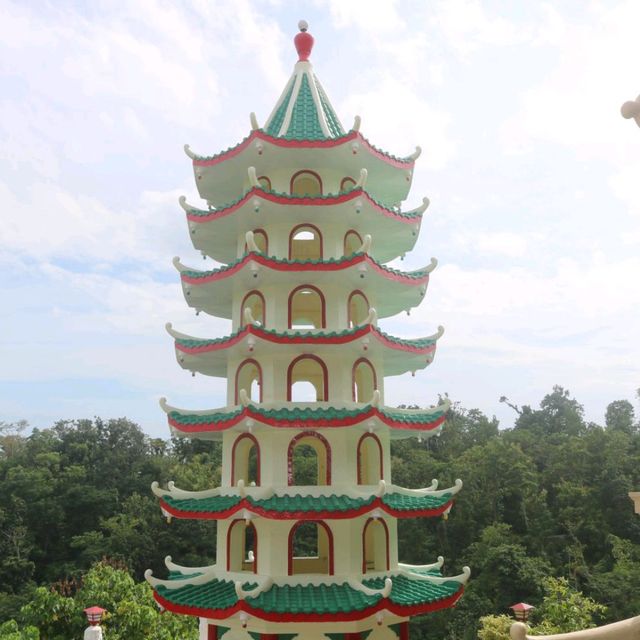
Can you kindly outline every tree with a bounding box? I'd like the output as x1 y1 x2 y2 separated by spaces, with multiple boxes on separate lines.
605 400 636 434
19 561 198 640
531 577 606 633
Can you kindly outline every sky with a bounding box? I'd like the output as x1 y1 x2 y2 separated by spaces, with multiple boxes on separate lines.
1 0 639 438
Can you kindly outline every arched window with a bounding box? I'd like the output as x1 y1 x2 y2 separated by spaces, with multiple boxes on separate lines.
289 224 322 261
231 433 260 486
241 290 265 327
357 433 383 485
362 518 389 573
288 285 326 329
287 355 328 402
245 228 268 254
288 521 334 575
353 358 377 403
290 170 322 196
235 359 262 404
348 290 369 327
257 176 271 191
340 177 356 192
227 519 257 572
287 431 331 486
344 230 363 257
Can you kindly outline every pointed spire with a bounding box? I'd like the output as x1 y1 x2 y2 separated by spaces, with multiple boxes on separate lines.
263 21 344 140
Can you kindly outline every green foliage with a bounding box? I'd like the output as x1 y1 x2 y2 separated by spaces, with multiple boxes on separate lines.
19 562 198 640
0 620 38 640
0 388 639 639
531 577 607 633
477 614 512 640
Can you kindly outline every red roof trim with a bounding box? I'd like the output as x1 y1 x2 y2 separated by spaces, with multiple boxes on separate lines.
158 497 454 521
152 586 464 622
180 253 429 286
167 407 447 435
174 324 436 357
191 131 415 170
186 188 417 226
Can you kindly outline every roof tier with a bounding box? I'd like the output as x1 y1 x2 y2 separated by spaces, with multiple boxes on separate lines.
152 480 462 521
147 559 469 623
174 252 435 320
167 322 443 378
181 188 428 264
160 397 449 441
186 130 419 209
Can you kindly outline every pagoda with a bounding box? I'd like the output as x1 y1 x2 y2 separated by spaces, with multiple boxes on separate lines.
146 22 469 640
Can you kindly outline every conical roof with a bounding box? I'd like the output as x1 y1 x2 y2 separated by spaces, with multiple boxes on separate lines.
263 22 345 140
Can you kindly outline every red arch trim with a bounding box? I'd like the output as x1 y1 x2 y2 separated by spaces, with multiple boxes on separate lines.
234 358 263 404
340 177 357 191
241 290 266 326
286 354 329 402
356 432 384 485
287 430 332 485
230 432 261 486
352 357 377 403
347 290 369 327
288 222 323 260
245 228 268 255
287 284 326 329
226 519 258 573
290 169 323 195
343 229 363 256
257 176 271 191
287 520 334 576
361 517 390 573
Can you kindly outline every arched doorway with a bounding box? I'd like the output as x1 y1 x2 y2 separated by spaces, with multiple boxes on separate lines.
289 224 322 260
357 433 383 485
241 290 265 326
352 358 377 403
362 518 389 573
288 285 326 329
290 170 322 196
287 431 331 486
227 519 257 572
231 433 260 486
288 520 334 575
287 355 328 401
234 358 262 403
347 290 369 327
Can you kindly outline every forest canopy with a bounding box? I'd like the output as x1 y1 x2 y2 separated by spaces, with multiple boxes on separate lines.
0 386 638 639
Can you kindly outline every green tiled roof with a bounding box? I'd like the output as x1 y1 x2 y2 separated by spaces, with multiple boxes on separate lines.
181 253 430 282
264 77 296 137
315 75 345 138
155 570 462 615
287 74 326 140
161 491 452 516
263 68 345 141
173 325 437 352
184 187 421 220
166 404 448 427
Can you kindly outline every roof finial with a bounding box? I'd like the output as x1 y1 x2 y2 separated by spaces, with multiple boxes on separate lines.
294 20 314 61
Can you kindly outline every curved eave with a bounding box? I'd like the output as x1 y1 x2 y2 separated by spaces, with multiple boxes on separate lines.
161 399 449 440
150 568 466 623
182 188 426 264
176 252 433 320
187 130 418 208
155 481 461 521
159 495 454 521
170 323 442 378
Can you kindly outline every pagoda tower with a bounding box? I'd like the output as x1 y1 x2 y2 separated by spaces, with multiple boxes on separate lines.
146 22 469 640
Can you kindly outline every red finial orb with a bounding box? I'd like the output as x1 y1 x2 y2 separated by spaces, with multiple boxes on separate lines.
294 20 314 61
